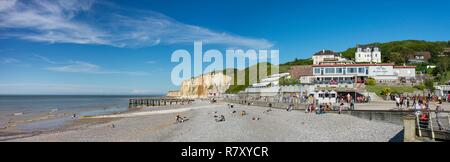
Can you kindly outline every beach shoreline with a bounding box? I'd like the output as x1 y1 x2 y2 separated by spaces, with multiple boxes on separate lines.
3 100 405 142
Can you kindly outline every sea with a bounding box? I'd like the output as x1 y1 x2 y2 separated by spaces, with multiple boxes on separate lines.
0 95 161 132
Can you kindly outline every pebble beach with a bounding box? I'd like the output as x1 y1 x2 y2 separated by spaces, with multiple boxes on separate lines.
4 101 404 142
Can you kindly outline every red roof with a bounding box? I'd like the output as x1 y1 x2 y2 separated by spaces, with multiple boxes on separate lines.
312 63 394 67
393 66 416 69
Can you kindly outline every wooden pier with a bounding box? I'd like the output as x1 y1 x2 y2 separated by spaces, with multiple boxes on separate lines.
128 98 194 108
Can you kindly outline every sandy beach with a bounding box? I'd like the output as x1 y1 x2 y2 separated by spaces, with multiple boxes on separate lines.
3 101 404 142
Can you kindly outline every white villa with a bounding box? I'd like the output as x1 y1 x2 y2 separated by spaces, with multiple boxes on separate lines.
312 50 351 65
355 45 381 63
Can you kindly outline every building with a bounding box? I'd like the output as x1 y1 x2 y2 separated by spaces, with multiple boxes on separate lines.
355 45 381 63
312 50 348 65
443 48 450 56
311 63 416 84
166 91 180 97
408 52 431 63
251 73 290 88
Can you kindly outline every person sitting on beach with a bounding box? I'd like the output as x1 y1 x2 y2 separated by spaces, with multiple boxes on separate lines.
286 104 293 112
316 104 322 114
240 111 247 116
215 115 225 122
176 114 184 123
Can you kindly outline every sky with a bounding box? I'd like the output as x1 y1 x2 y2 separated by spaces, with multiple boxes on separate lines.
0 0 449 95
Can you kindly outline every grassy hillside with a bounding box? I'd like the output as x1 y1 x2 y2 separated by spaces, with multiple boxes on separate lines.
224 62 279 93
224 40 450 93
340 40 450 65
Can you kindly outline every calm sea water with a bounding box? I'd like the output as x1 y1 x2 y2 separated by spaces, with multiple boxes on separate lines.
0 95 161 132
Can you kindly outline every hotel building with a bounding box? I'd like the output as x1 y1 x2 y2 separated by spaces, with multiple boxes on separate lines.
311 63 416 84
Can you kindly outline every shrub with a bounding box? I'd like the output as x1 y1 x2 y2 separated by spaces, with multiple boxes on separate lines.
365 77 376 86
414 84 426 91
381 87 392 96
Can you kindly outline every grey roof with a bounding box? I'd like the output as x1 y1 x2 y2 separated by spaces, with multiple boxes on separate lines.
356 44 380 49
313 50 339 56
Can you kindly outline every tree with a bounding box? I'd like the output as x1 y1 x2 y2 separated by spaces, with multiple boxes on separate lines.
424 79 435 92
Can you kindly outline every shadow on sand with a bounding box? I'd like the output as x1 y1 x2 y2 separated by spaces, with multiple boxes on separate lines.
388 129 404 142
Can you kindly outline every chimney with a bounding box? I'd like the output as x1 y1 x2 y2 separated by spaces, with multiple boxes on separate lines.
322 49 325 53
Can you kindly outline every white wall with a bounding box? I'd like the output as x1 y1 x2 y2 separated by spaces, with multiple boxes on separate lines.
367 66 394 76
395 68 416 78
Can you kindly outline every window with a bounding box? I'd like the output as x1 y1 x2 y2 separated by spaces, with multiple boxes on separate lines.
358 67 365 73
348 68 357 73
314 68 320 74
358 54 361 58
336 68 343 73
325 68 335 74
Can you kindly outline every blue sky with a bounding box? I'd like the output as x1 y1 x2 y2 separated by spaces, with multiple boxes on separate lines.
0 0 449 95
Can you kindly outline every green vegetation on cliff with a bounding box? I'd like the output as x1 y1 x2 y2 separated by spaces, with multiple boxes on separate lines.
340 40 449 65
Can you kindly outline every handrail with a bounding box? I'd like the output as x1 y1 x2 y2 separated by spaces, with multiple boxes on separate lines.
429 111 435 140
416 114 422 137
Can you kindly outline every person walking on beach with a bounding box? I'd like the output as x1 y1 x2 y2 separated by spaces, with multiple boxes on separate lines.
339 102 344 114
435 103 444 130
351 99 355 110
406 96 410 109
395 96 400 109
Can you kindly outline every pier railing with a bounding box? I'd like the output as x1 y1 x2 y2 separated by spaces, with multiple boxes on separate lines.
128 98 194 108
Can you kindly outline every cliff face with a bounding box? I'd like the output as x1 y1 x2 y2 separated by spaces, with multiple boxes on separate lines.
179 72 232 98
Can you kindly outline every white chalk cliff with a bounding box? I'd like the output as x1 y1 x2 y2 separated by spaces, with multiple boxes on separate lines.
178 72 232 98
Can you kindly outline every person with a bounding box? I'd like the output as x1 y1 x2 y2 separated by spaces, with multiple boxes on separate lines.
395 96 400 109
346 93 351 103
176 114 184 123
350 99 355 110
287 104 293 112
414 102 422 116
215 115 225 122
435 103 444 130
339 102 344 114
72 113 77 119
406 96 410 109
316 104 322 114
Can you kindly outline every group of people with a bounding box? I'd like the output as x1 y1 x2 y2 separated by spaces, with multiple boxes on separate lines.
338 93 369 104
413 100 446 131
392 94 444 110
305 100 335 114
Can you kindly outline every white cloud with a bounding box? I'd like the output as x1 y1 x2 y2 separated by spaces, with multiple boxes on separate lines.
145 60 156 64
34 54 58 64
0 0 273 49
46 60 98 73
1 58 20 64
0 57 30 67
45 60 149 76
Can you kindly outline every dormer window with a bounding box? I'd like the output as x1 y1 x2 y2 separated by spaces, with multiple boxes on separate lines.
366 48 371 52
374 47 379 51
357 48 362 52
